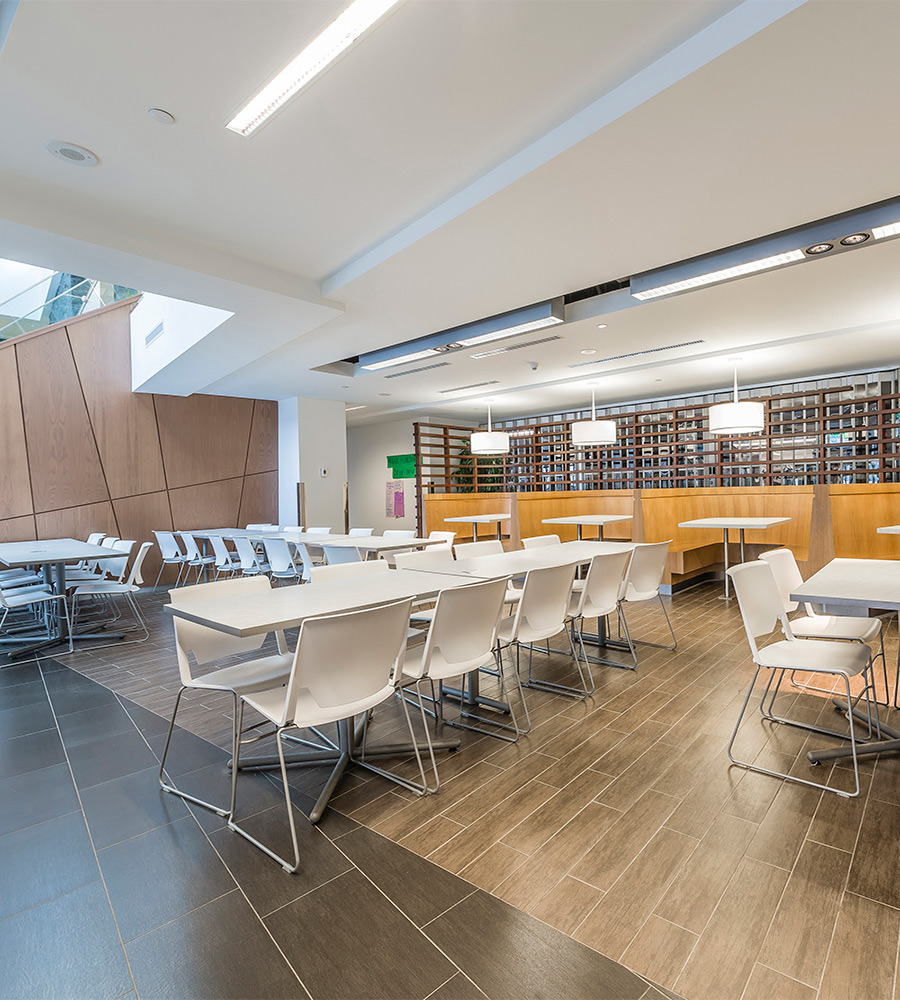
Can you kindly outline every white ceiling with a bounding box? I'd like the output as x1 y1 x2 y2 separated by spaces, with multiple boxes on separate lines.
0 0 898 425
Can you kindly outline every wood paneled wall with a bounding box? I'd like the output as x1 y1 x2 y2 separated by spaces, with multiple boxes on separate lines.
0 298 278 583
422 492 520 549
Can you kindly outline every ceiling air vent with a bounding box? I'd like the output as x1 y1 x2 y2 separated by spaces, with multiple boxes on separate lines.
568 339 705 368
383 361 450 379
145 322 164 347
438 380 500 394
470 334 562 359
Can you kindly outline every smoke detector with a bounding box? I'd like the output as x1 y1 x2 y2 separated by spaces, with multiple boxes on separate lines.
44 140 98 166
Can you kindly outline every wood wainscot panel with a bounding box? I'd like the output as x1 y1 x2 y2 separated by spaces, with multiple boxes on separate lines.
244 400 279 475
422 493 519 547
0 515 37 543
829 484 900 559
35 501 118 542
168 478 243 532
0 347 34 518
155 394 254 489
112 491 175 585
16 328 109 513
516 490 635 542
238 472 278 529
66 303 166 499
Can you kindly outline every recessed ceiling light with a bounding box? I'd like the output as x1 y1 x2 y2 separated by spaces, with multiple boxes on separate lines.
147 108 175 124
226 0 400 137
580 349 597 355
44 140 98 166
805 243 833 255
840 233 869 246
378 392 391 396
596 323 608 329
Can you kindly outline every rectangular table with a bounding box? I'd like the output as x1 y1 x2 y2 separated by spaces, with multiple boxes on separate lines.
0 539 123 657
678 517 791 599
166 568 484 821
444 513 510 541
541 515 633 540
791 558 900 764
877 525 900 534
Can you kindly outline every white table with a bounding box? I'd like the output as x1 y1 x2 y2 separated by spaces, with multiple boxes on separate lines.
791 558 900 765
678 517 791 599
541 514 633 540
166 568 481 821
444 513 511 542
311 536 445 555
0 539 123 657
876 525 900 535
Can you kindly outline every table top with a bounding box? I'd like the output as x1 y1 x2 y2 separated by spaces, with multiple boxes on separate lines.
187 528 352 543
0 539 120 569
877 525 900 535
415 540 635 578
166 568 482 637
790 558 900 611
542 515 633 526
444 514 511 523
678 517 791 530
315 537 443 553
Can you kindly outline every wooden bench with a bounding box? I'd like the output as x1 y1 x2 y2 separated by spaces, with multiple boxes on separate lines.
829 483 900 560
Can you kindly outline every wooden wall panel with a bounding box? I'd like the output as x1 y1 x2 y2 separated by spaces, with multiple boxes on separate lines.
168 478 243 532
829 484 900 559
67 307 166 499
245 400 279 475
16 327 109 513
0 515 37 543
238 471 279 529
516 490 635 542
35 501 118 542
423 493 519 548
112 492 174 584
0 347 34 518
155 394 254 489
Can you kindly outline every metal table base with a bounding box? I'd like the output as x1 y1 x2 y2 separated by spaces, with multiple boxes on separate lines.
807 699 900 764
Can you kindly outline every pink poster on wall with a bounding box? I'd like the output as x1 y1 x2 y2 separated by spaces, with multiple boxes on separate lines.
385 480 405 518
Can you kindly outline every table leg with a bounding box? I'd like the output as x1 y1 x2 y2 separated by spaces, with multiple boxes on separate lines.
807 699 900 764
721 528 731 600
740 528 745 565
442 668 510 715
473 521 478 543
576 525 583 541
496 521 502 541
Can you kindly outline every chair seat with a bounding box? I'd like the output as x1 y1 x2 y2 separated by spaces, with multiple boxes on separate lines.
791 614 881 643
2 584 53 598
0 573 43 586
623 585 659 602
2 589 55 608
504 588 521 604
192 653 294 695
244 680 395 729
73 582 139 596
401 645 494 683
757 638 870 676
189 555 217 566
567 594 616 618
497 614 561 645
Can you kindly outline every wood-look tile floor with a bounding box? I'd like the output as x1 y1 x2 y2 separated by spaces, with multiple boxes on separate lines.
57 582 900 1000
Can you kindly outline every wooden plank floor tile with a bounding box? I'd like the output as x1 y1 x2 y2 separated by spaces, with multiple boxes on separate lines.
620 916 698 992
818 892 900 1000
742 964 816 1000
529 876 604 937
458 842 528 893
846 797 900 909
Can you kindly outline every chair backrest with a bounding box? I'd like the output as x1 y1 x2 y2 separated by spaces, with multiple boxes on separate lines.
263 537 297 576
310 561 391 581
281 598 413 724
383 529 416 539
179 532 202 562
322 545 362 565
621 541 670 601
758 548 803 613
246 523 278 531
394 548 454 569
511 562 579 643
85 532 105 546
575 550 633 620
306 527 332 535
408 577 509 681
728 561 794 658
454 539 503 560
168 576 275 685
428 531 456 545
125 542 153 587
349 528 374 536
106 540 135 582
291 542 315 583
233 535 262 571
153 530 183 560
280 525 304 532
101 536 120 548
209 534 232 566
522 534 561 549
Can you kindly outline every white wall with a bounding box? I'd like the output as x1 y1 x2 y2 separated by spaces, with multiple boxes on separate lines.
347 419 420 534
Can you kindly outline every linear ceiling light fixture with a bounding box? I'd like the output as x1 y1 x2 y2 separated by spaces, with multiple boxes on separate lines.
226 0 400 137
873 222 900 239
632 250 805 300
708 358 764 435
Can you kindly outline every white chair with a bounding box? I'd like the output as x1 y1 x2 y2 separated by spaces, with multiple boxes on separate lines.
65 535 122 585
209 534 240 578
454 539 503 560
428 531 456 547
229 598 416 872
568 550 634 679
617 541 676 655
758 548 886 695
384 529 416 539
309 561 390 582
160 577 292 819
726 560 878 797
394 549 454 569
522 534 561 548
349 528 374 536
322 544 362 565
400 576 509 790
280 525 305 532
153 530 188 587
290 542 315 583
0 587 71 646
245 523 278 531
179 532 216 583
306 527 332 535
233 536 270 576
69 542 153 650
263 537 302 583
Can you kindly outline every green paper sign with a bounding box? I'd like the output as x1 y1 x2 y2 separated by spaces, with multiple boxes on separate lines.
387 453 417 479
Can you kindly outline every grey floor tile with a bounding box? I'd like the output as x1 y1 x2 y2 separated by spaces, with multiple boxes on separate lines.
0 761 79 838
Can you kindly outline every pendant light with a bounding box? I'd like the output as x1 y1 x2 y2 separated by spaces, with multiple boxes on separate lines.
470 403 509 455
708 359 765 434
571 387 617 447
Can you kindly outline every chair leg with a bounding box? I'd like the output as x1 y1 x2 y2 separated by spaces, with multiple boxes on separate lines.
522 623 593 698
356 687 435 795
444 646 529 742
